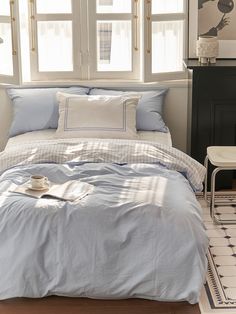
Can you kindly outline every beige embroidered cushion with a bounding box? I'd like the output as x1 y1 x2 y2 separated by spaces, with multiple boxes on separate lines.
55 92 140 139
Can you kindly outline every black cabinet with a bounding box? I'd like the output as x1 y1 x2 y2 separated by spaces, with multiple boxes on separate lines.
184 59 236 189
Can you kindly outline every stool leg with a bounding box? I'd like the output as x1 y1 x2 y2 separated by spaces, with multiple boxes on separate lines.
210 168 221 224
204 156 208 203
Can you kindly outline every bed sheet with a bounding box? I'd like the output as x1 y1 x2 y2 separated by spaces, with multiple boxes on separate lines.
6 129 172 149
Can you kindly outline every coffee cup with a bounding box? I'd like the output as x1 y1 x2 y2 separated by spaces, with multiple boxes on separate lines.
30 175 48 189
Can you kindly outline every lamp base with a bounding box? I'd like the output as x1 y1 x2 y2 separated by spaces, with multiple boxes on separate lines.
198 57 216 64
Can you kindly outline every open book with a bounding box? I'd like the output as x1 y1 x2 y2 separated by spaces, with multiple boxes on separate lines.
11 180 93 202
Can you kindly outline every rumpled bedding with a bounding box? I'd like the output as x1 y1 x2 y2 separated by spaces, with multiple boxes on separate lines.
0 139 208 303
0 138 205 191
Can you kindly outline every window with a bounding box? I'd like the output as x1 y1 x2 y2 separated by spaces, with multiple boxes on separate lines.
0 0 187 84
28 0 81 80
144 0 187 81
87 0 140 79
0 0 20 84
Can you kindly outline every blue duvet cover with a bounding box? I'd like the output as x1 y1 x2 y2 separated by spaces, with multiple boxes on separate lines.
0 139 208 303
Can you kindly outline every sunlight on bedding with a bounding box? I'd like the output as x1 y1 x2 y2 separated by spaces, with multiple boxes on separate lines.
130 143 161 161
132 144 172 166
35 198 61 209
65 143 83 156
0 182 17 207
0 193 9 208
67 142 111 162
0 140 206 192
118 176 167 207
26 148 39 163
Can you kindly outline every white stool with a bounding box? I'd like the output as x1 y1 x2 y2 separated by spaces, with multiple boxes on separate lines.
204 146 236 224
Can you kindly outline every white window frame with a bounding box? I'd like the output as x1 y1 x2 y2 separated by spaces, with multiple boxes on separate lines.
29 0 82 81
0 0 189 84
87 0 140 80
143 0 188 82
0 0 21 84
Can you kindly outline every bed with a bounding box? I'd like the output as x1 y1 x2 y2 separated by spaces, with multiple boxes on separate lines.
0 87 208 304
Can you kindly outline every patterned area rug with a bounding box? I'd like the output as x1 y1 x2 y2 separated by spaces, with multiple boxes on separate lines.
198 194 236 314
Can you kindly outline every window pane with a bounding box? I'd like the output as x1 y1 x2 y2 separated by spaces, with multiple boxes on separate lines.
97 21 132 71
97 0 131 13
152 21 184 73
36 0 72 14
19 0 31 82
37 21 73 72
0 23 13 75
0 0 10 16
152 0 184 14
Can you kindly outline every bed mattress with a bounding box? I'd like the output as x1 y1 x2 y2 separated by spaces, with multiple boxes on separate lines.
6 129 172 149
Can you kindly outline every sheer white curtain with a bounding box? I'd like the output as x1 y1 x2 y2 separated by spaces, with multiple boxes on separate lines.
98 21 131 71
152 21 184 73
0 0 13 75
152 0 184 14
36 0 71 14
0 23 13 75
38 21 73 72
97 0 131 13
112 0 131 13
110 22 131 71
0 0 10 15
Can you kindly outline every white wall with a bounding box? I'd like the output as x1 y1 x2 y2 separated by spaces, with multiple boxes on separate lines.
0 88 12 151
164 85 188 152
0 84 188 152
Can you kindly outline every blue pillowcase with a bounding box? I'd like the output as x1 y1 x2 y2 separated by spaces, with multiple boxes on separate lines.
7 86 89 137
89 88 168 132
7 85 168 137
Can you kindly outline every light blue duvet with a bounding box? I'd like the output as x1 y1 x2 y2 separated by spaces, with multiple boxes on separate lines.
0 139 208 303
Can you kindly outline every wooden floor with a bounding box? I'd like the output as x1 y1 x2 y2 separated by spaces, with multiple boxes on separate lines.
0 297 200 314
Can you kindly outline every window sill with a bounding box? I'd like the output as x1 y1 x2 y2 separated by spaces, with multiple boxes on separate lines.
0 79 188 89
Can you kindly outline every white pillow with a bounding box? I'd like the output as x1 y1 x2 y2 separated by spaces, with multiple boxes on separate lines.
55 92 140 139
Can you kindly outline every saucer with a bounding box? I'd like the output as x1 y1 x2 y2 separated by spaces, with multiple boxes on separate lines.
26 182 50 191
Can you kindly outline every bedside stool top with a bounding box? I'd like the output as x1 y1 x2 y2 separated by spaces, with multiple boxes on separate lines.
207 146 236 167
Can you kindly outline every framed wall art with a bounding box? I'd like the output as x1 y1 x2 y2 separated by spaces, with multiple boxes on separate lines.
189 0 236 58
